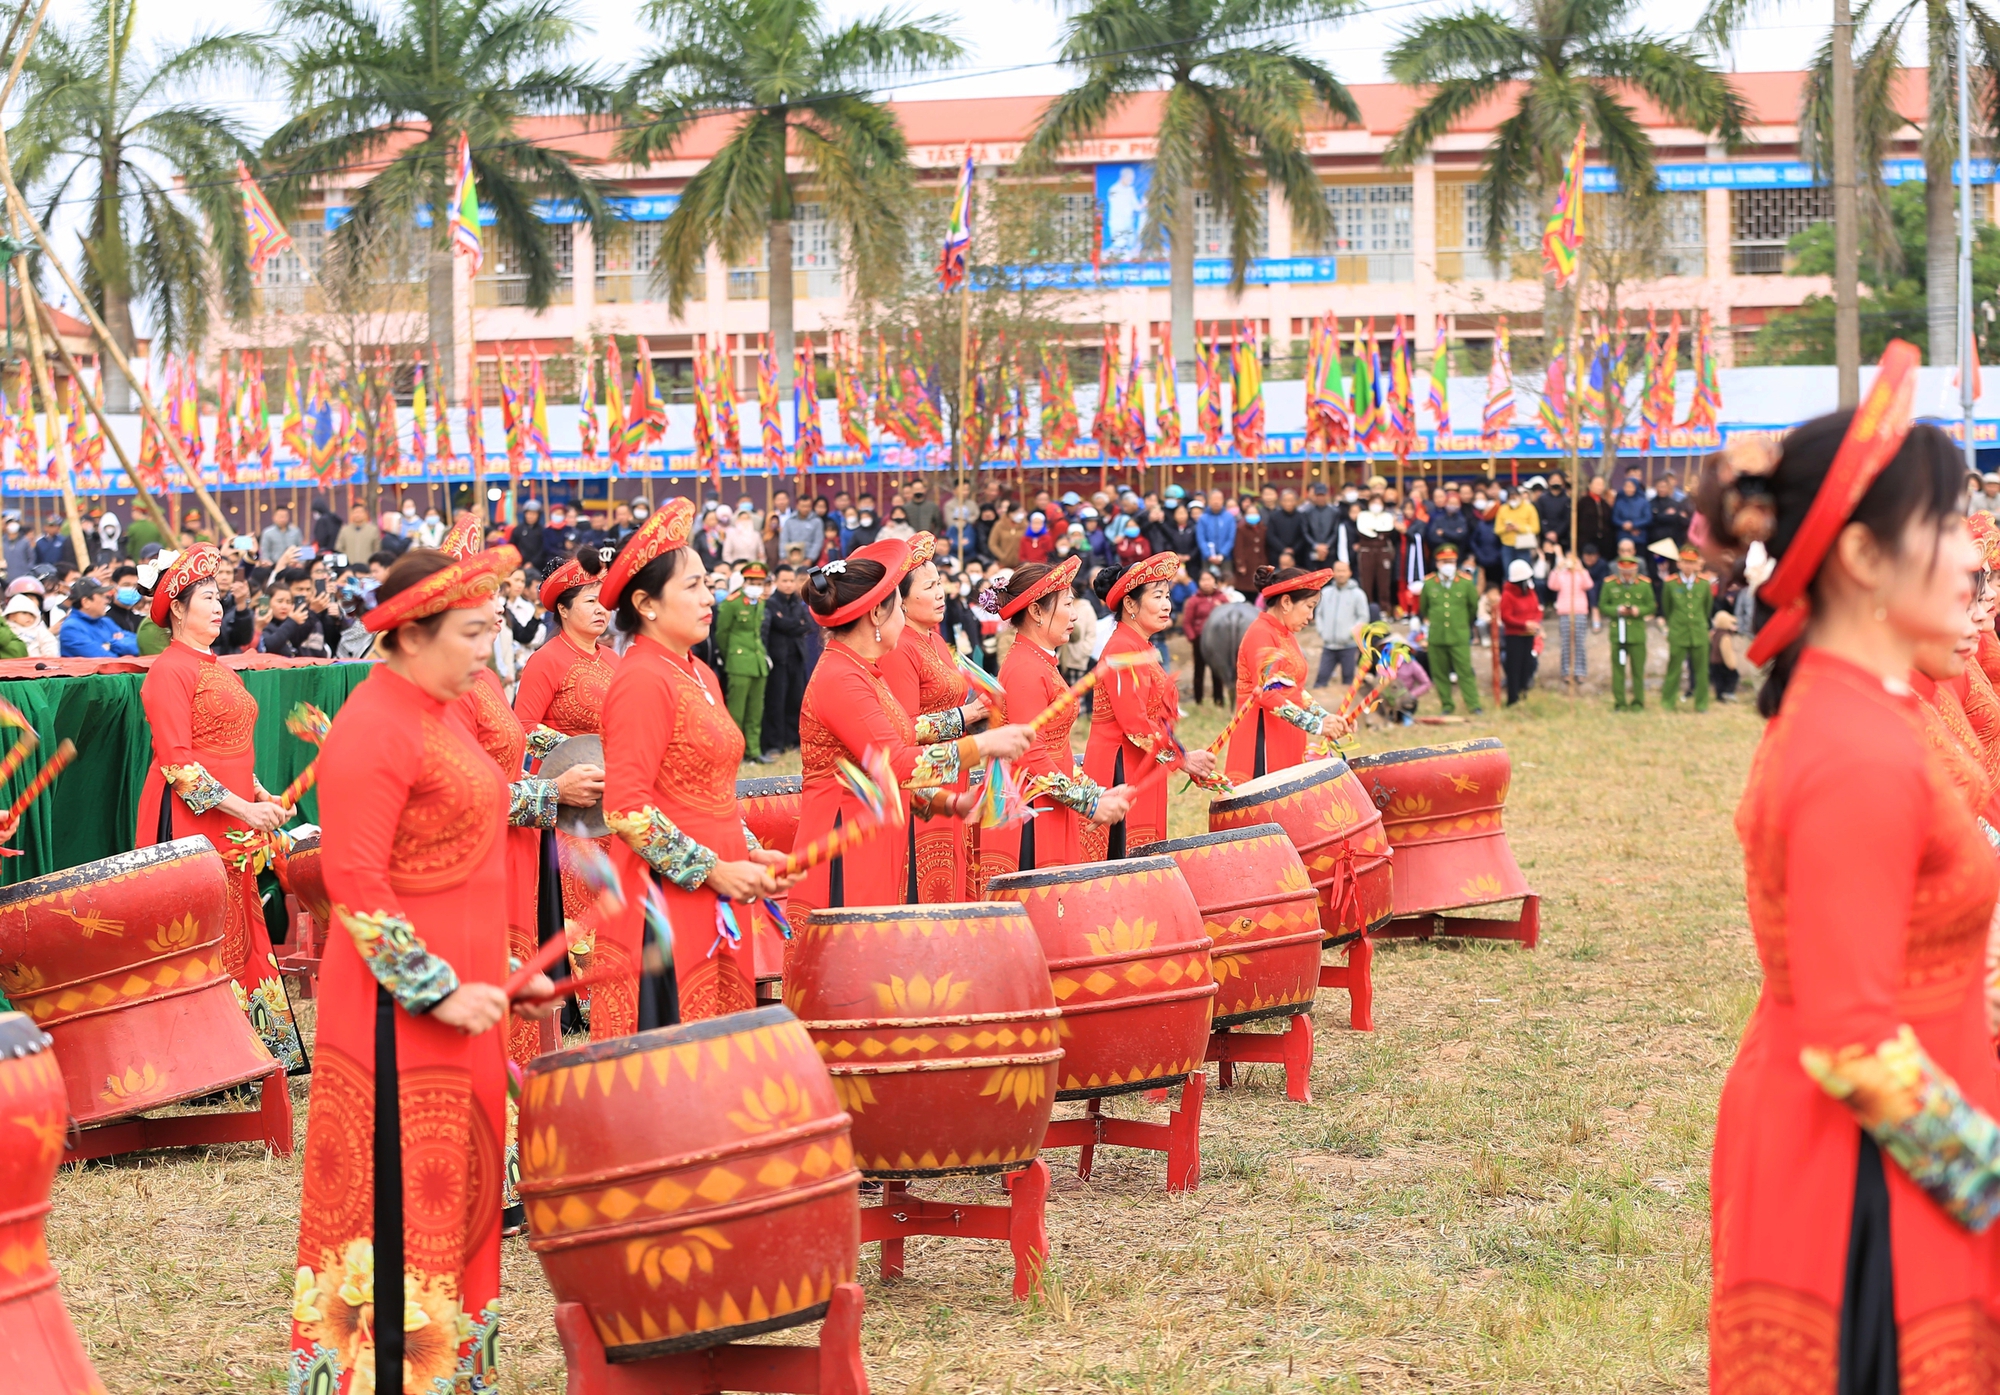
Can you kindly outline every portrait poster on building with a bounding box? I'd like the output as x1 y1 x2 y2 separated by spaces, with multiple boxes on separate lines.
1095 163 1152 260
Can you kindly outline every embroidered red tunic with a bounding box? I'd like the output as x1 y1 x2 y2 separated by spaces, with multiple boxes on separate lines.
290 665 511 1395
1711 650 2000 1392
601 634 755 1031
513 633 618 735
1083 622 1180 853
1227 609 1311 784
881 623 973 903
136 640 304 1071
979 639 1092 880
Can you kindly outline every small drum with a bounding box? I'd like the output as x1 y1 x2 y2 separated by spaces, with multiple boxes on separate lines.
988 857 1215 1099
1144 826 1321 1027
786 902 1059 1176
518 1006 860 1361
1209 758 1393 942
542 733 610 839
0 838 279 1128
1348 740 1532 917
275 830 329 929
737 776 802 855
0 1012 103 1393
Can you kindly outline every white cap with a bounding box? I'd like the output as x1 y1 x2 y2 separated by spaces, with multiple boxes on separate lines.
1524 475 1548 489
4 594 37 619
1507 559 1534 584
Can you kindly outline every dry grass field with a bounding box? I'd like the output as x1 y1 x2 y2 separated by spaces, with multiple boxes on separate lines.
46 630 1763 1393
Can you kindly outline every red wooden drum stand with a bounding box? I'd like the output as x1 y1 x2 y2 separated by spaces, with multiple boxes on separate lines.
1350 740 1539 947
988 857 1216 1193
787 902 1058 1298
0 838 292 1160
736 777 803 983
0 1012 106 1394
1209 759 1394 1031
518 1006 867 1386
552 1282 867 1395
1144 827 1323 1103
274 831 328 995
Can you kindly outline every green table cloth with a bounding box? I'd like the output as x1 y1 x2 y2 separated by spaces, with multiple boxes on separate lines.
0 660 374 884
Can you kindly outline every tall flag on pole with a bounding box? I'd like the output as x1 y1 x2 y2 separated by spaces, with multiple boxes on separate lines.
1537 338 1568 439
1351 321 1378 447
431 344 453 469
448 131 483 272
1483 317 1515 435
236 163 293 272
1092 326 1121 460
759 336 785 466
1425 321 1450 429
833 334 871 451
794 335 823 479
410 351 430 470
1152 330 1181 455
1387 316 1413 447
1683 309 1720 435
1231 324 1265 460
577 349 598 466
604 341 629 472
1196 335 1223 447
1305 314 1349 453
939 148 975 290
1541 124 1587 289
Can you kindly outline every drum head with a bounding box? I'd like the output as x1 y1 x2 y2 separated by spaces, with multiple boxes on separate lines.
1212 757 1350 809
539 733 609 839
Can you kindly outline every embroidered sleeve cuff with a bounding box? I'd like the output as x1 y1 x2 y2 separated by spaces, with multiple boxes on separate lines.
524 726 567 761
1042 769 1104 819
607 805 718 891
162 762 229 815
741 822 764 853
509 778 560 829
915 707 966 743
336 906 461 1014
1802 1026 2000 1231
907 739 968 790
1275 701 1329 737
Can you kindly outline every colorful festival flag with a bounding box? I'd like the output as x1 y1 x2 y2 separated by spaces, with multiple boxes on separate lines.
1152 330 1181 456
1231 324 1265 460
1483 317 1515 436
939 148 974 291
576 349 598 467
236 163 293 272
758 336 785 465
1196 336 1224 448
448 132 483 272
1541 125 1587 289
1425 322 1450 430
1537 338 1568 440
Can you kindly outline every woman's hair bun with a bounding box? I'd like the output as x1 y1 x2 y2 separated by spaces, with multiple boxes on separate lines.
574 544 605 577
1091 565 1126 602
1252 565 1278 592
804 559 886 623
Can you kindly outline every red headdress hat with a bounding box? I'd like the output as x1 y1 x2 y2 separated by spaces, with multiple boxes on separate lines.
364 546 521 633
146 544 221 627
998 553 1081 619
1261 568 1334 601
600 497 697 611
538 558 597 611
901 532 937 576
1105 550 1180 610
439 515 483 561
812 538 910 628
1970 511 2000 573
1745 340 1921 667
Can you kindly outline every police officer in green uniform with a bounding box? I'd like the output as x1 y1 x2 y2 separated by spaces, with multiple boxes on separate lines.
1417 542 1482 715
1600 547 1655 711
715 561 773 757
1659 543 1713 712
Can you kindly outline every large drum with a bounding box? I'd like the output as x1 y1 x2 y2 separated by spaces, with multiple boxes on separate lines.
0 1011 104 1394
518 1006 861 1361
738 776 802 854
987 857 1215 1099
786 902 1059 1176
1209 759 1393 941
1349 739 1532 918
1143 826 1321 1027
0 838 278 1128
275 831 329 929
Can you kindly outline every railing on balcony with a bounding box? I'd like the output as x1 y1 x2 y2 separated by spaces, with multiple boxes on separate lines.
475 275 572 308
726 268 845 301
1329 252 1413 285
594 270 706 304
1731 242 1789 276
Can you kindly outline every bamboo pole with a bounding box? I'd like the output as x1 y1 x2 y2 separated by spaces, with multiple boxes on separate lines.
33 296 172 540
7 226 90 571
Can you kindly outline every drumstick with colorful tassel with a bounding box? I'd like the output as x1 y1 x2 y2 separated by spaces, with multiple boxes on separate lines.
1023 651 1148 739
504 841 625 997
3 739 75 827
0 697 40 792
270 702 333 811
779 750 903 877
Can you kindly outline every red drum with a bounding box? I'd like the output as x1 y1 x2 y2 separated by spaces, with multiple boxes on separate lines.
1349 740 1533 917
0 1012 105 1394
738 776 802 854
786 902 1059 1176
275 831 329 929
1209 759 1393 941
1144 827 1321 1026
0 838 278 1128
518 1006 861 1361
987 857 1215 1098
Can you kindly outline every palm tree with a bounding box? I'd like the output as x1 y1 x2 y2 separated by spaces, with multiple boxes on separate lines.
1386 0 1746 318
1021 0 1358 376
265 0 620 397
1718 0 2000 364
10 0 266 409
618 0 962 387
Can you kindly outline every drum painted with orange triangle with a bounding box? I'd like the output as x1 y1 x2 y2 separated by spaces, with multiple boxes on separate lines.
1208 759 1393 941
276 831 330 930
1348 740 1531 917
517 1006 861 1363
1143 826 1322 1026
0 838 279 1128
786 901 1059 1177
737 776 802 854
0 1012 106 1395
987 856 1216 1098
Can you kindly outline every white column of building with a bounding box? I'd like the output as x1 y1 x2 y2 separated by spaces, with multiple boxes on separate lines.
1412 154 1438 350
1703 143 1734 367
570 220 596 347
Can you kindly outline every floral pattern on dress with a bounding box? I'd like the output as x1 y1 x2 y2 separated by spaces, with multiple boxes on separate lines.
914 706 966 743
606 805 717 891
523 726 567 761
507 778 558 830
233 970 306 1072
335 905 461 1014
162 761 228 814
1802 1024 2000 1231
289 1239 494 1395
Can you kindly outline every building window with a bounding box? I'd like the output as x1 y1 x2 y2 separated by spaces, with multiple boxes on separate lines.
1660 192 1706 277
730 203 843 299
1054 191 1095 259
1731 186 1832 275
594 223 699 304
1193 189 1268 259
1321 184 1412 282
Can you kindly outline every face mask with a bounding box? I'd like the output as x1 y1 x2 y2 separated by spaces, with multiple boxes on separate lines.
743 585 763 601
402 503 416 516
426 513 441 526
1245 513 1260 525
860 515 876 527
115 587 140 607
1438 564 1456 580
844 513 859 527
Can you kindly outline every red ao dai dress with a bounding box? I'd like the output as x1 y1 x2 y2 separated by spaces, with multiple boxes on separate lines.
137 640 305 1071
600 635 759 1032
1082 622 1183 856
881 623 976 902
289 666 511 1395
1225 609 1336 785
512 632 619 965
1711 650 2000 1393
977 639 1106 880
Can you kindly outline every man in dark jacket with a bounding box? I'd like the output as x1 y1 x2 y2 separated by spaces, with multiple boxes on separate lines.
1534 471 1572 551
311 501 341 553
1424 488 1473 562
1265 488 1307 567
1576 475 1617 563
760 563 812 754
510 499 549 573
1645 475 1691 580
